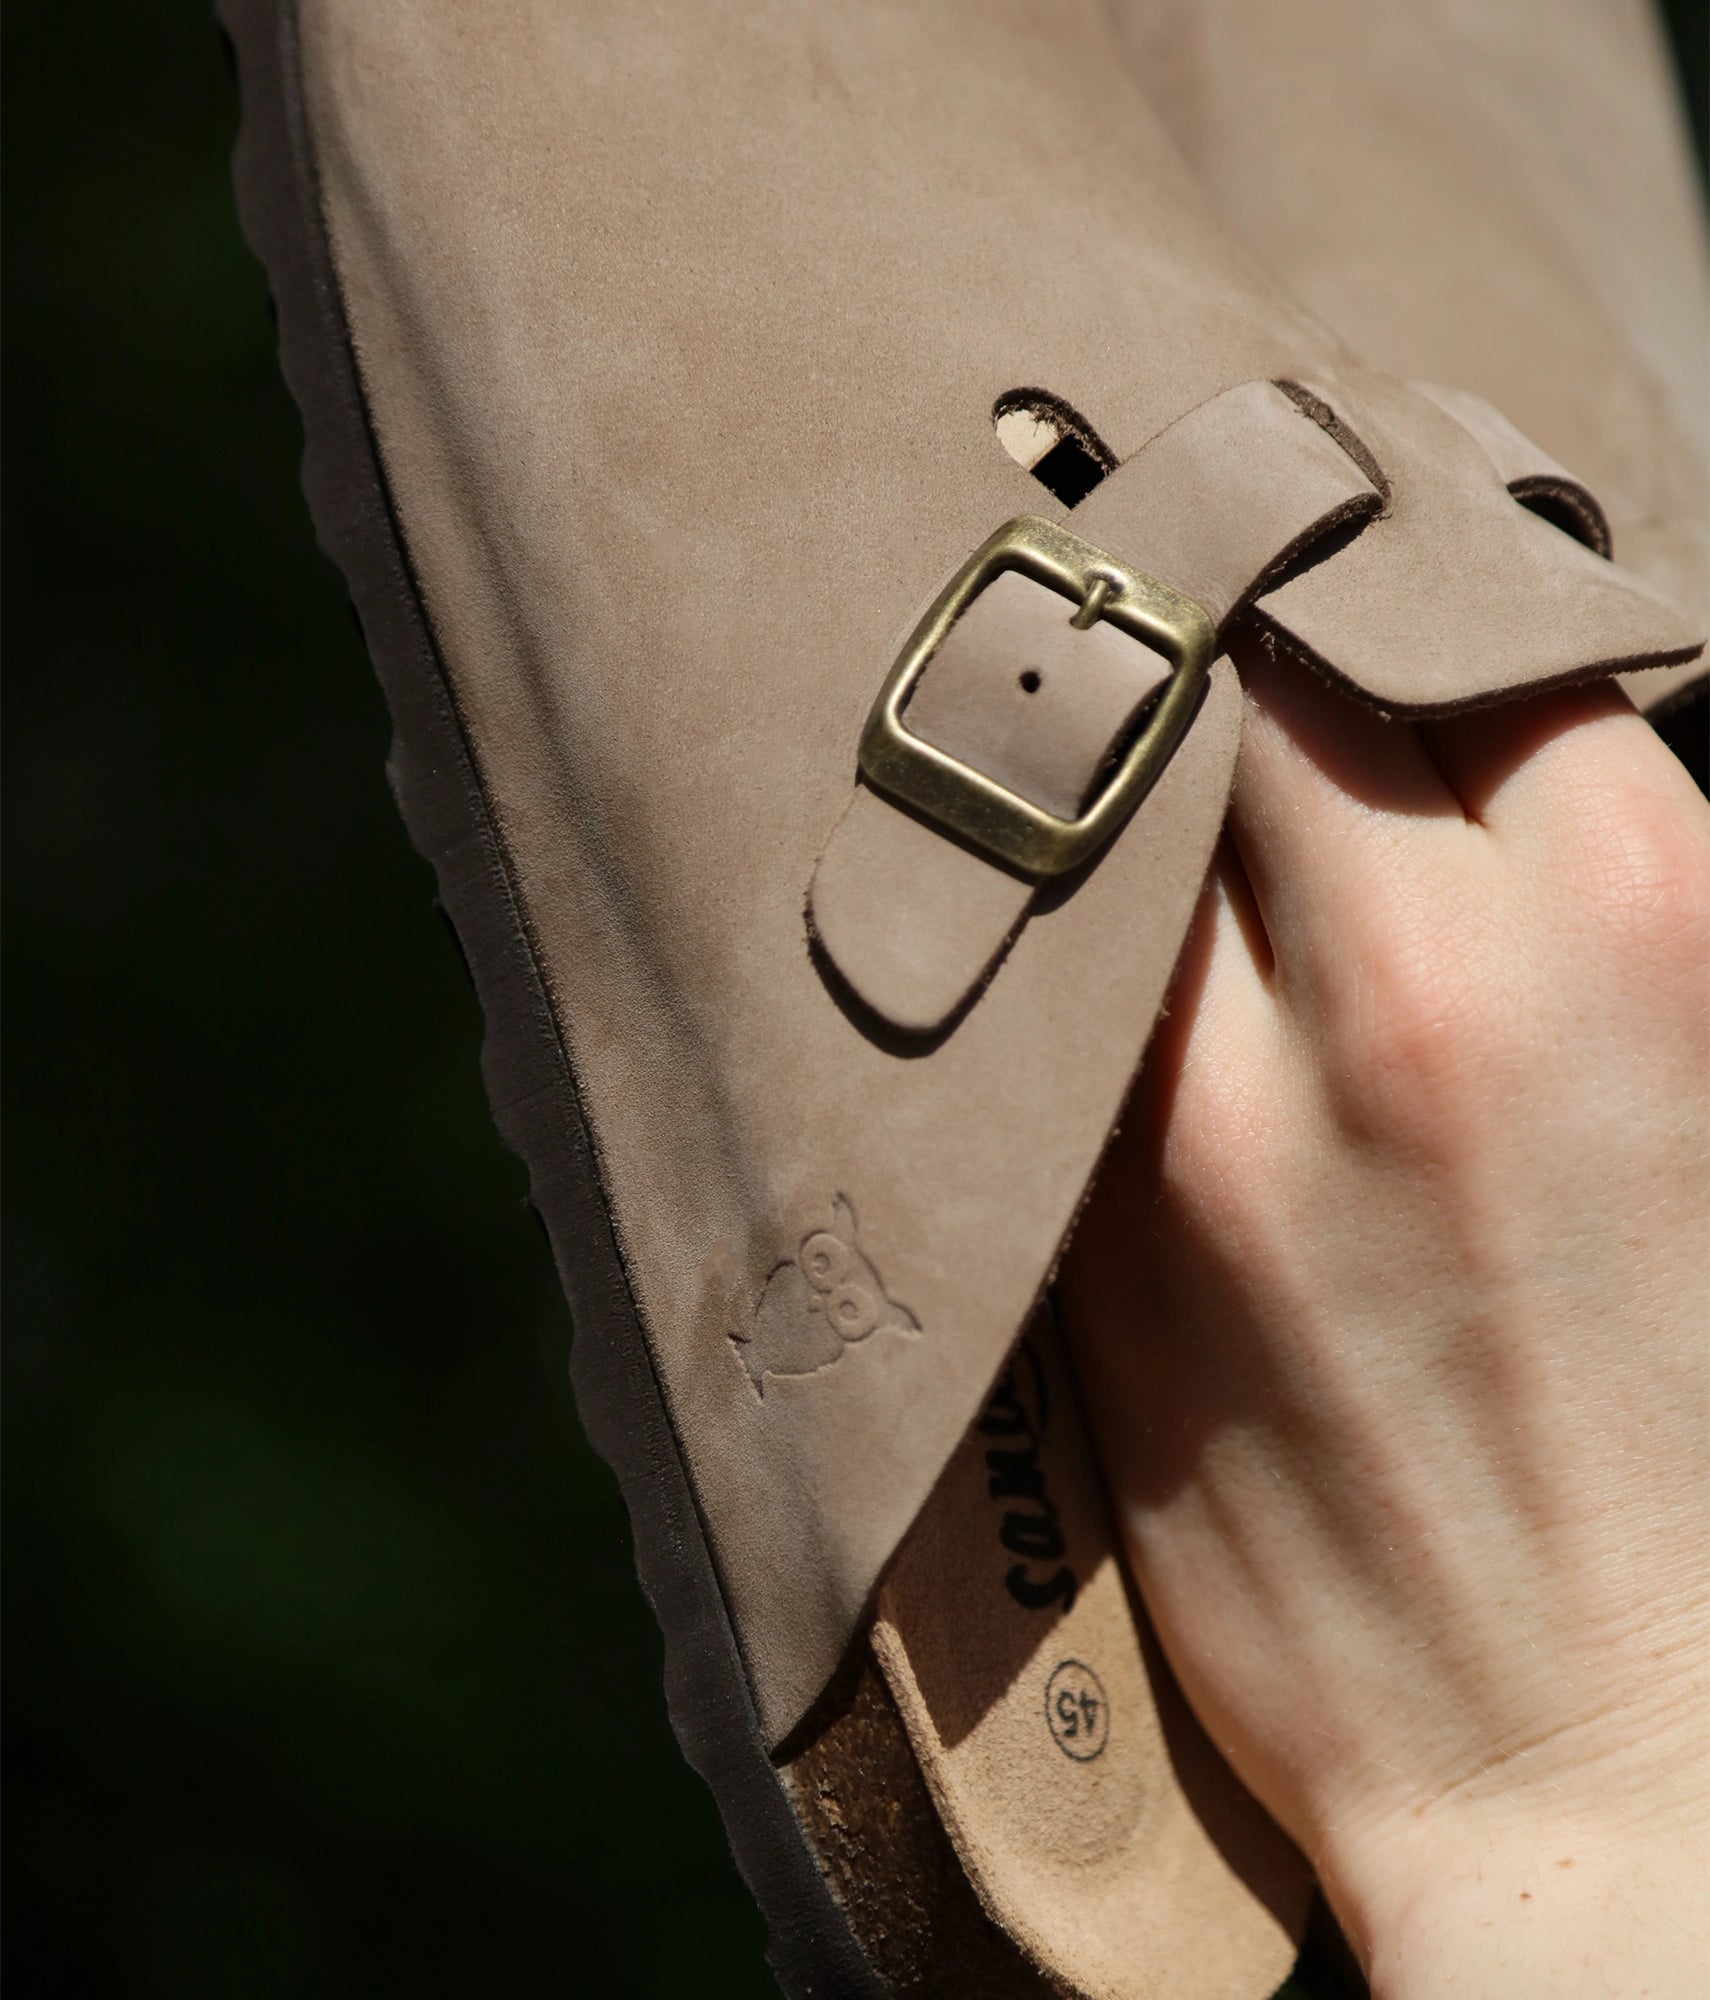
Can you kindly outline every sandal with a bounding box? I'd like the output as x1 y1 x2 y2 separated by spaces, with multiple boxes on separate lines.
222 1 1703 1992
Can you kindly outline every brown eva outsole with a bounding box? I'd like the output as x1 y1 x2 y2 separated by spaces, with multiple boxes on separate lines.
214 3 1075 1993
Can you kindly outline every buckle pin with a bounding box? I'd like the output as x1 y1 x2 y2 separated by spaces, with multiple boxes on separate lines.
1069 572 1113 630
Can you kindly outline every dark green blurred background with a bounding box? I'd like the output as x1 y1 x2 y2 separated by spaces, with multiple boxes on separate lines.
4 7 1704 1996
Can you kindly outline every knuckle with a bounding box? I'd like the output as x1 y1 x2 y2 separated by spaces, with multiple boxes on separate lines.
1316 785 1710 1150
1320 918 1498 1146
1564 789 1710 978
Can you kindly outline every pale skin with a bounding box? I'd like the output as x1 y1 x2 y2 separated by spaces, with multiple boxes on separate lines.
1060 636 1710 1997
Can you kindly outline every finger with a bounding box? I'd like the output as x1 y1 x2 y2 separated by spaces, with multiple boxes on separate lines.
1222 630 1471 998
1147 839 1276 1083
1418 676 1710 842
1070 840 1280 1313
1093 842 1276 1205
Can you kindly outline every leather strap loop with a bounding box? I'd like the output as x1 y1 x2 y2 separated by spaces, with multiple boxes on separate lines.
1074 377 1385 623
809 380 1379 1037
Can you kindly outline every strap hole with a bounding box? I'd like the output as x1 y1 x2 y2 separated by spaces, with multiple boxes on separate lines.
1019 670 1042 694
992 389 1115 509
1029 435 1106 508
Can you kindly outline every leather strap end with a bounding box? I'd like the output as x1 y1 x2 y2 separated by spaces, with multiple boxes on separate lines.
808 789 1033 1037
1258 369 1707 713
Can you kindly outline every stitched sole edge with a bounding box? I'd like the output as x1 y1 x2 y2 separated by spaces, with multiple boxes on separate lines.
216 5 888 1993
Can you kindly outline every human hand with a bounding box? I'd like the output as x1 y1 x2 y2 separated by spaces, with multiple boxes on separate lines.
1060 637 1710 1996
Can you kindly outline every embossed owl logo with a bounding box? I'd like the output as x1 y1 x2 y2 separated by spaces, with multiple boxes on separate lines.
731 1196 920 1395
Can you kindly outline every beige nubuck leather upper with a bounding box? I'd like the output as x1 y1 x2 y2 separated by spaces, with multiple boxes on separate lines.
299 0 1704 1745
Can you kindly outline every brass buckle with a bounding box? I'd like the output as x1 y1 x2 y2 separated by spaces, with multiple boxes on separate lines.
857 516 1215 880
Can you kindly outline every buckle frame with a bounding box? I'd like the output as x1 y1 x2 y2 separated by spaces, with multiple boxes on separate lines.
857 516 1215 880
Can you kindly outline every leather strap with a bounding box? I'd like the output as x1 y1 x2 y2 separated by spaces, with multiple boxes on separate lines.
1255 367 1701 710
809 379 1379 1036
1402 388 1709 719
1409 379 1611 556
